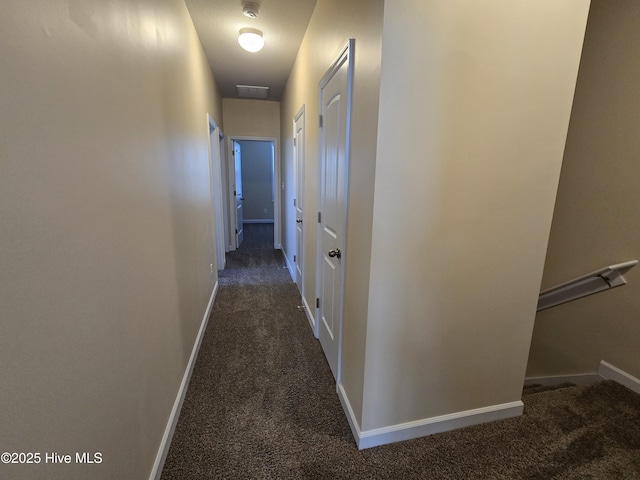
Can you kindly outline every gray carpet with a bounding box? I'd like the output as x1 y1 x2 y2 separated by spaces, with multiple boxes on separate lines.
161 223 640 479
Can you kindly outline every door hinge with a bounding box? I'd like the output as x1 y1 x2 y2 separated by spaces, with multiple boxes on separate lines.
316 298 320 308
293 198 296 207
234 190 236 196
235 229 238 234
293 138 297 147
319 115 323 128
293 255 297 262
317 212 321 223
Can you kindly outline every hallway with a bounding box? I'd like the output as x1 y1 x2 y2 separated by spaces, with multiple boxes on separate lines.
160 223 353 478
6 2 639 479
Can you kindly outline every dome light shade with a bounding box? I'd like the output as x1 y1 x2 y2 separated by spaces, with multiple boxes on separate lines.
238 28 264 53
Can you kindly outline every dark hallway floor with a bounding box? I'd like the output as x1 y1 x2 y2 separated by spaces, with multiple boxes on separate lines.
160 223 640 479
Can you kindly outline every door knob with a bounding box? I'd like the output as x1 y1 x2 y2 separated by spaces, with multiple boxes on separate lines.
328 248 341 259
296 218 303 223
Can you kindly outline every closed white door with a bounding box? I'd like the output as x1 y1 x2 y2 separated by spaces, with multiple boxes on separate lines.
234 141 244 247
294 108 305 295
317 40 353 381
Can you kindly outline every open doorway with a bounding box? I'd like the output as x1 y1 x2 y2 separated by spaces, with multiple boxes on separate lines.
227 136 280 251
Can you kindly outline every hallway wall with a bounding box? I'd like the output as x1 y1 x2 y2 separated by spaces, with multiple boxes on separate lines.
222 98 280 138
280 0 385 424
0 1 222 479
528 0 640 380
361 0 590 433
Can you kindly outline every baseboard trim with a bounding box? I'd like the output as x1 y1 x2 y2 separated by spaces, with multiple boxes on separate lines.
524 373 601 387
149 282 219 480
281 246 296 283
598 360 640 395
358 400 523 449
338 383 524 450
243 219 274 224
524 361 640 395
337 383 362 446
302 295 315 333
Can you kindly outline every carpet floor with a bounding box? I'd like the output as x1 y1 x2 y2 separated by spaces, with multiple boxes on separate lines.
160 224 640 479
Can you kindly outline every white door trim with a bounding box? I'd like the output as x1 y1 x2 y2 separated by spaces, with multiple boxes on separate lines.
219 130 229 252
293 105 306 296
207 114 226 270
226 135 281 250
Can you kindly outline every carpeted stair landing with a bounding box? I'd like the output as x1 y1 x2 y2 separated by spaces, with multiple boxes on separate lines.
161 225 640 479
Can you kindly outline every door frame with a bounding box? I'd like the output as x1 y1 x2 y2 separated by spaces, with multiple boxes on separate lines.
315 39 355 383
293 105 306 298
232 140 244 248
207 114 226 270
226 135 281 250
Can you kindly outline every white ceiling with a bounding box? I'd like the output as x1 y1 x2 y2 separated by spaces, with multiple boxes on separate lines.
185 0 318 101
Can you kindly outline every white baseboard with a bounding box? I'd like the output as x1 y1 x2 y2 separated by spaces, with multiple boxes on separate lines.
338 384 523 450
337 383 362 446
524 361 640 396
301 295 315 335
243 219 274 224
280 249 315 331
598 360 640 395
149 282 219 480
281 246 296 282
524 373 601 387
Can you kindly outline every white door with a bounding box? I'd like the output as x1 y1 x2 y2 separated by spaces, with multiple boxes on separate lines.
294 107 305 295
234 140 244 247
317 40 353 381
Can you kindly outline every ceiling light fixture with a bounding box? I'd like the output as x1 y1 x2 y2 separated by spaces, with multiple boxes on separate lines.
238 27 264 53
242 2 260 18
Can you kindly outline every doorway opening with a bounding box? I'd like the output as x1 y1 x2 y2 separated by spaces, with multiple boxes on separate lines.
226 136 280 251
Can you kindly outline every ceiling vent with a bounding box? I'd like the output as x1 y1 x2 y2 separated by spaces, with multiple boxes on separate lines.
236 85 270 99
242 2 260 18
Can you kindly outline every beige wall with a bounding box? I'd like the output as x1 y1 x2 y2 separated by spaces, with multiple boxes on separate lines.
222 98 280 138
527 0 640 380
279 0 384 424
361 0 590 431
0 1 222 479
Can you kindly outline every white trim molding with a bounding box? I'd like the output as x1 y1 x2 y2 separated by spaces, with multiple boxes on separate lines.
149 282 219 480
301 296 315 333
337 383 361 446
524 373 601 387
524 361 640 395
281 245 296 283
338 383 523 450
599 360 640 395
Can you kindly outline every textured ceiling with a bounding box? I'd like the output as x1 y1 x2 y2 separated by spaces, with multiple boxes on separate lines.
185 0 317 101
